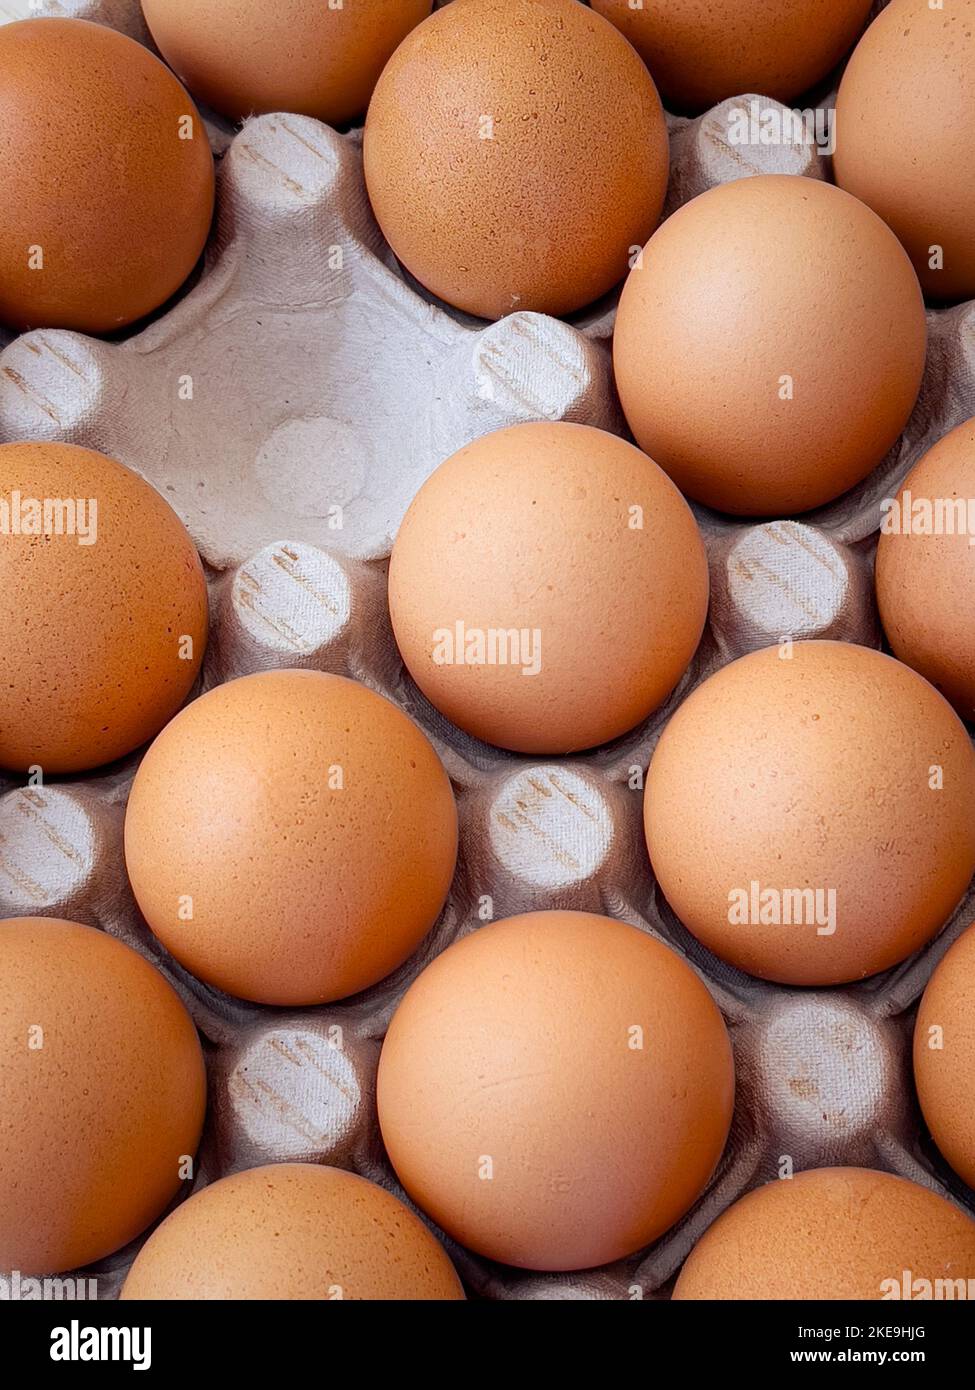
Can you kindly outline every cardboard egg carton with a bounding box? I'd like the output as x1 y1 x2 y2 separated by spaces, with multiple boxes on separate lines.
1 0 974 1300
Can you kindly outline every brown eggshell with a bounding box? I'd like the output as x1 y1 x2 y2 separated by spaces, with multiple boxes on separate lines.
915 923 975 1192
377 910 735 1271
592 0 872 113
0 18 214 334
120 1163 464 1300
124 670 458 1005
834 0 975 301
141 0 433 127
876 418 975 719
388 422 709 754
363 0 669 319
673 1167 975 1299
0 917 206 1276
0 442 208 774
645 641 975 986
613 175 926 516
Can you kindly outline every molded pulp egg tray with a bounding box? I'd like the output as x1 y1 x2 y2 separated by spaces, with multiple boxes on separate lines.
1 0 973 1300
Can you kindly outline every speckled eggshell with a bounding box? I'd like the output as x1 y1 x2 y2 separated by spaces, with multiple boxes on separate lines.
644 641 975 986
124 670 458 1005
388 422 709 754
141 0 433 127
834 0 975 301
877 419 975 719
0 18 214 334
613 175 926 516
120 1163 464 1300
592 0 872 113
0 442 208 775
362 0 669 319
0 917 206 1277
673 1168 975 1299
377 910 735 1271
915 923 975 1192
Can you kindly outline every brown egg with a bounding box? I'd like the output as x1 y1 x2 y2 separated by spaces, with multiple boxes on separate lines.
877 419 975 719
673 1168 975 1300
388 423 709 754
120 1163 463 1300
124 670 457 1005
0 917 205 1276
141 0 432 128
915 923 975 1192
377 910 735 1271
363 0 669 319
613 175 927 516
0 442 208 775
834 0 975 301
0 19 214 334
645 642 975 986
592 0 871 113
